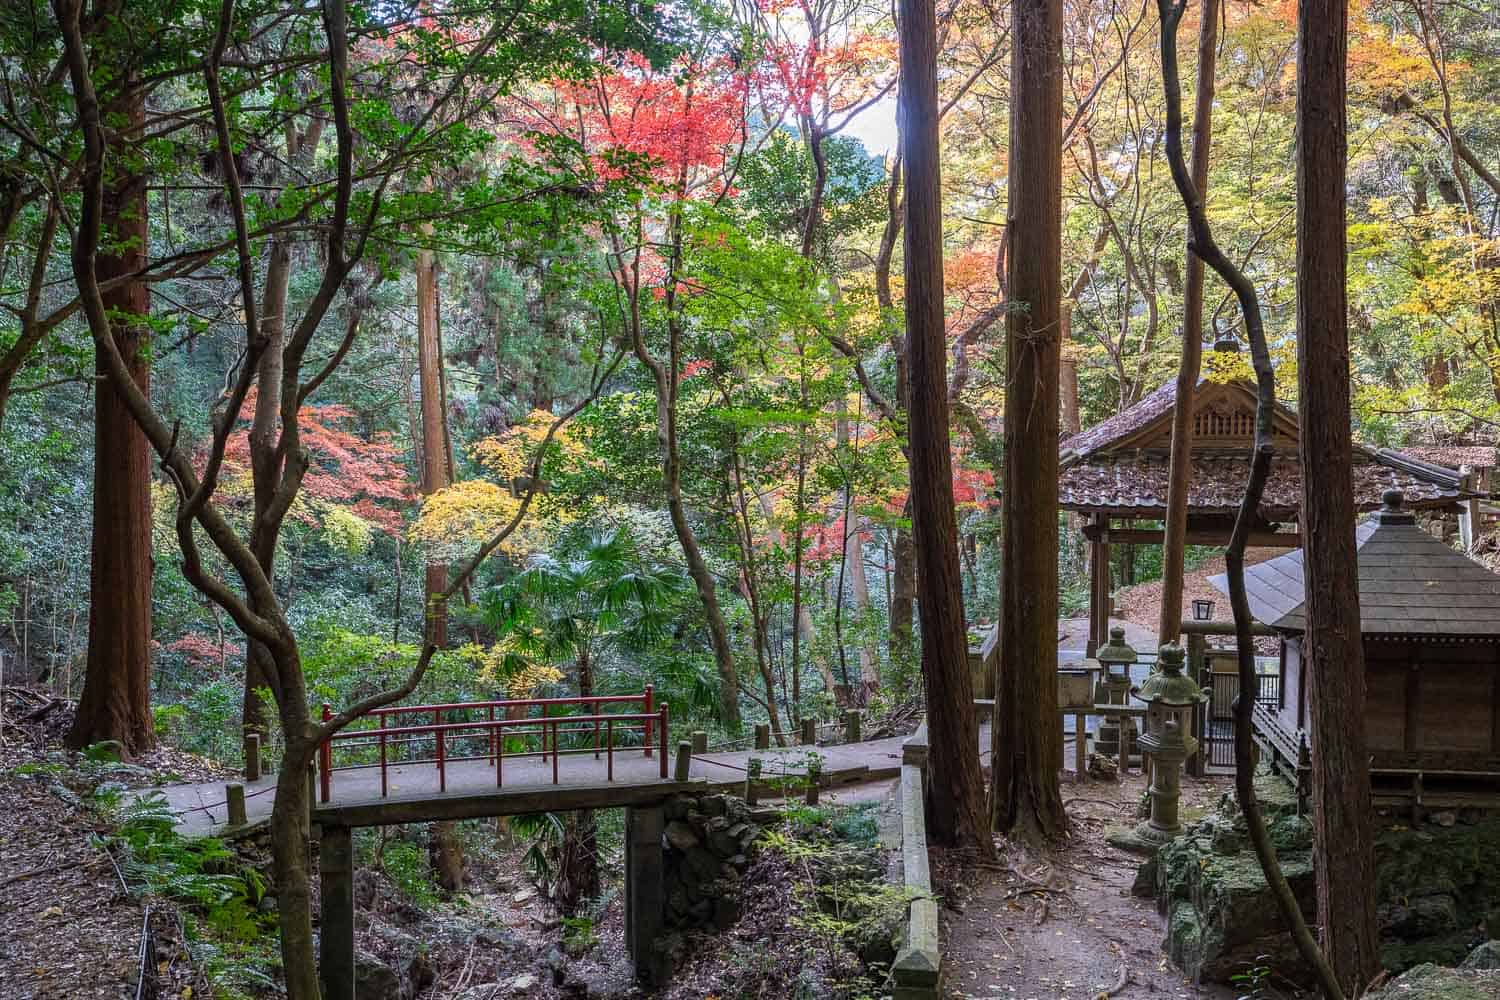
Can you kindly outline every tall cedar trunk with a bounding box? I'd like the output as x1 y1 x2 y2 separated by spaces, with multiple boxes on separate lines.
899 0 993 854
992 0 1068 840
415 247 464 888
1158 0 1218 645
70 72 153 754
1296 5 1380 991
416 247 449 647
556 647 600 912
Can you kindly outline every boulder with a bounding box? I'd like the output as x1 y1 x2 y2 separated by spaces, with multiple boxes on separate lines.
1378 893 1459 939
1361 963 1500 1000
354 951 402 1000
1462 941 1500 970
664 820 700 851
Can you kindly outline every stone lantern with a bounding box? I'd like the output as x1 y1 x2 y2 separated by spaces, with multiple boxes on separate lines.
1094 625 1138 775
1132 643 1206 843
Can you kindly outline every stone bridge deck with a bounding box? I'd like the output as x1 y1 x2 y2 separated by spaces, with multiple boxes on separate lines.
157 725 1003 836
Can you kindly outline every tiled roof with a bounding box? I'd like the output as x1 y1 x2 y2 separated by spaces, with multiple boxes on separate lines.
1060 380 1180 459
1398 445 1495 471
1058 448 1466 517
1210 497 1500 637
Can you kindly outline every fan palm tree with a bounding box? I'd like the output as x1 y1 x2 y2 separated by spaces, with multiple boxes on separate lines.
481 527 687 913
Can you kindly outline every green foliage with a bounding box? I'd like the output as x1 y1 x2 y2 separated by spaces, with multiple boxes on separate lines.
99 794 277 998
561 915 598 956
376 839 441 909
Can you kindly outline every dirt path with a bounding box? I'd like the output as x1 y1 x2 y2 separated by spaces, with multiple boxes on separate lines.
938 772 1240 1000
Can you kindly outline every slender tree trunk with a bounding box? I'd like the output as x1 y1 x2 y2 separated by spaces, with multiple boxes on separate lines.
556 647 600 912
416 246 450 647
1297 6 1380 992
242 234 290 741
890 514 917 668
847 519 880 696
900 0 993 855
1060 305 1081 437
992 0 1067 841
757 486 836 695
70 71 153 754
414 246 465 888
875 152 918 670
1156 4 1346 995
1158 0 1218 645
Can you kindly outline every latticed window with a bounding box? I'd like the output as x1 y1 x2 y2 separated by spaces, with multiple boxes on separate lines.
1193 406 1255 439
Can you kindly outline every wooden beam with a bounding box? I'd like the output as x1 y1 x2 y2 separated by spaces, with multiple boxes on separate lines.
1080 526 1302 547
312 778 700 828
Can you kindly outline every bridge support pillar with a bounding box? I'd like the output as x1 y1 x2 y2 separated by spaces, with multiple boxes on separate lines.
319 824 355 1000
624 804 665 984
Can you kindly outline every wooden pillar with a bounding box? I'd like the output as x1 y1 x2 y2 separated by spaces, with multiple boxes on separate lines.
624 804 665 985
1186 632 1207 778
319 825 354 1000
1087 514 1111 657
1404 647 1421 752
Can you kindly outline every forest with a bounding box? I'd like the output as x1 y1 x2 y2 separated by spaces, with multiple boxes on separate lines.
2 0 1500 998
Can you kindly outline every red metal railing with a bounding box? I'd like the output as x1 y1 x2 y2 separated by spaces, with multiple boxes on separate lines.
316 687 667 803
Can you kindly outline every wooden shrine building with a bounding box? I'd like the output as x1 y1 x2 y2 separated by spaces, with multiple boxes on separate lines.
1058 341 1476 655
1212 490 1500 807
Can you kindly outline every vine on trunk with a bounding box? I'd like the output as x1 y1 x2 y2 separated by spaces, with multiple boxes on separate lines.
1155 3 1345 997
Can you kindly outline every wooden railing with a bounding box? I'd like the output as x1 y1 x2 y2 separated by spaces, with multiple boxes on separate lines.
316 687 667 803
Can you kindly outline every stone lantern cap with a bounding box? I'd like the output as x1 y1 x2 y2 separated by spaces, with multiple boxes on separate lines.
1134 643 1207 706
1096 625 1138 669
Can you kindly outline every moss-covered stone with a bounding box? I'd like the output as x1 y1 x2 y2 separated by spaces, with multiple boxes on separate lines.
1361 962 1500 1000
1145 773 1500 986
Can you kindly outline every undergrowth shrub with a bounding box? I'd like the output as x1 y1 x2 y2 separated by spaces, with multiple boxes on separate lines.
96 791 277 999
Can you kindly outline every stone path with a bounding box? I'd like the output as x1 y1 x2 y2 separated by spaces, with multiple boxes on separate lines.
153 723 1016 836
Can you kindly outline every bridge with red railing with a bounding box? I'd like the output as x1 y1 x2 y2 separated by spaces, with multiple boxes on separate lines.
314 686 670 806
152 692 994 998
156 687 977 835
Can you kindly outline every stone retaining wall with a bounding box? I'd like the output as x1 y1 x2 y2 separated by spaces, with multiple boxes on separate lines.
660 791 766 931
1144 774 1500 985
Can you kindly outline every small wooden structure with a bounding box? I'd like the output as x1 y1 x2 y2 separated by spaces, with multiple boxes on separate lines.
1213 490 1500 809
1059 340 1475 655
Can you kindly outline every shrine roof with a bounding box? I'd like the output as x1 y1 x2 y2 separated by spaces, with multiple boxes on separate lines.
1210 493 1500 637
1058 373 1470 518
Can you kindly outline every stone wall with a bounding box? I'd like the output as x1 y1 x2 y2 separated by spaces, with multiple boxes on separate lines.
661 792 766 931
1146 776 1500 985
